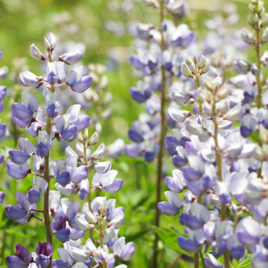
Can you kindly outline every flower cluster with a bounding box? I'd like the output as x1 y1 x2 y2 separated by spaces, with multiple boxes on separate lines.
5 33 134 268
159 1 268 267
125 0 194 162
125 0 195 265
47 29 125 159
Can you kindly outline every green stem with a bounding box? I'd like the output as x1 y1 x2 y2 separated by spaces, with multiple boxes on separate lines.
255 28 263 178
44 115 52 268
200 250 206 268
194 252 199 268
43 84 55 268
152 1 166 267
255 28 262 109
99 220 107 268
195 64 203 115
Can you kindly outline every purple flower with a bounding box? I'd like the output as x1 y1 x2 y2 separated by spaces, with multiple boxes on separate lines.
11 103 33 128
59 49 83 64
113 238 135 261
5 192 36 223
19 71 42 88
0 86 7 101
9 150 29 165
158 191 182 215
36 242 53 268
6 161 30 179
0 123 6 138
177 237 200 253
0 191 5 204
6 244 32 268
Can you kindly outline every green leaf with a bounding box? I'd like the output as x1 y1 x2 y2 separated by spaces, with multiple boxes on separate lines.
153 226 191 257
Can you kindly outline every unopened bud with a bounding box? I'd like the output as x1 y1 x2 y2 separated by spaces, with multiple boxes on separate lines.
198 55 208 69
185 57 196 73
83 129 89 141
44 32 56 51
88 132 99 146
259 125 268 144
78 132 84 143
181 63 193 77
262 14 268 27
91 143 105 160
224 105 242 121
241 29 256 45
217 85 230 99
233 59 251 74
30 44 45 61
262 27 268 42
248 13 259 29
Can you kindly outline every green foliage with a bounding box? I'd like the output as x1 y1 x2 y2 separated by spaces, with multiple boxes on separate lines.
0 0 264 267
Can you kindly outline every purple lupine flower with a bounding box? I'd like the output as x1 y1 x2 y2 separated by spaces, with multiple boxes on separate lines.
113 238 135 261
6 161 30 179
0 191 5 204
6 244 32 268
5 192 37 223
35 242 53 268
5 31 134 268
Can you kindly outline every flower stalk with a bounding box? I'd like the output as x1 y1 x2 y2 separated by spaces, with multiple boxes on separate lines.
153 0 167 267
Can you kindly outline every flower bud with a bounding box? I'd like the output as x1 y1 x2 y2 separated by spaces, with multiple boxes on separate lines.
241 29 255 45
83 129 89 141
91 143 105 160
75 213 91 231
181 63 193 77
261 13 268 27
59 49 83 65
82 203 97 224
248 13 259 29
233 59 251 74
168 106 190 122
30 44 45 60
78 132 84 143
88 131 99 145
19 71 42 88
44 32 56 51
217 85 229 99
259 124 268 144
224 105 242 121
198 55 208 69
185 57 196 73
167 0 188 19
261 27 268 42
0 66 8 80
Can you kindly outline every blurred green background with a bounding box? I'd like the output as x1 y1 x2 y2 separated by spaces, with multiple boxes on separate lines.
0 0 267 267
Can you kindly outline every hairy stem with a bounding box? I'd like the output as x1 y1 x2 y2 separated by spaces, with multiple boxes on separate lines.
99 219 107 268
152 0 166 267
195 62 203 115
44 85 55 268
255 28 263 178
194 253 199 268
44 115 52 268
